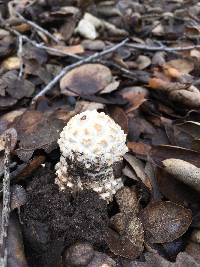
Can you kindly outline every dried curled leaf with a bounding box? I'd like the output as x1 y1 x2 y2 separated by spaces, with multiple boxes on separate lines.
163 158 200 192
140 201 192 243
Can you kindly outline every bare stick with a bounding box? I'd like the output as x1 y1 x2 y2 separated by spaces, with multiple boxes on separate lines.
31 38 129 103
17 35 23 79
126 42 200 52
0 133 11 267
0 19 82 60
16 12 60 44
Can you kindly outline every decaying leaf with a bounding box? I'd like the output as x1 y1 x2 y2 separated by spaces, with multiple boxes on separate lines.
106 216 144 259
11 185 27 211
115 187 139 214
140 201 192 243
60 64 114 96
106 186 144 259
174 121 200 152
128 142 151 159
157 167 200 205
164 59 194 75
126 251 200 267
0 70 35 100
149 145 200 168
12 110 65 161
148 78 200 108
119 86 148 112
163 158 200 192
124 153 152 190
109 106 128 133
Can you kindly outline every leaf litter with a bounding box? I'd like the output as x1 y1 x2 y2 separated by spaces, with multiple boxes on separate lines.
0 0 200 266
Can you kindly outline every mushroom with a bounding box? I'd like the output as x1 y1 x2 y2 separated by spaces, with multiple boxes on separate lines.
55 110 128 201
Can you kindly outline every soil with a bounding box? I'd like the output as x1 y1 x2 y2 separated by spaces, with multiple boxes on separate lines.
21 167 109 267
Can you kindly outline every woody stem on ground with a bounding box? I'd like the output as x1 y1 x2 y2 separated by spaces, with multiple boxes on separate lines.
0 133 11 267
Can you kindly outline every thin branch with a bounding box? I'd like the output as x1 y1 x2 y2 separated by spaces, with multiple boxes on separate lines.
126 42 200 52
31 38 129 104
16 12 60 44
0 19 81 60
17 35 23 79
0 133 11 267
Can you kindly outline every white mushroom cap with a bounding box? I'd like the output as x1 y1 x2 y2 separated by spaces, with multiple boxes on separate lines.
58 110 128 166
56 110 128 201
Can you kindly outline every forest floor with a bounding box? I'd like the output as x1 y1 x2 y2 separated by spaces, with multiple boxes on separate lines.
0 0 200 266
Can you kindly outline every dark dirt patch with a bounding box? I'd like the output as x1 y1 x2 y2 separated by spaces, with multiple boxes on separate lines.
21 167 109 266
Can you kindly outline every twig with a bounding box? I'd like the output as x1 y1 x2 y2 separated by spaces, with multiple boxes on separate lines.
31 38 129 103
0 19 82 60
16 12 60 44
0 133 11 267
126 42 200 51
17 35 23 79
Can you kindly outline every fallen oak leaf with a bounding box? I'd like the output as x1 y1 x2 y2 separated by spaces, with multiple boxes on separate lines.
148 78 190 92
162 158 200 192
139 201 192 244
124 153 152 190
163 59 194 76
106 224 144 260
156 167 200 205
149 145 200 168
148 78 200 108
60 64 115 96
12 110 65 162
169 86 200 109
128 141 151 159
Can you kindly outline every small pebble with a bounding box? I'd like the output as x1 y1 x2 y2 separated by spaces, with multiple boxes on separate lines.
63 242 94 267
87 252 116 267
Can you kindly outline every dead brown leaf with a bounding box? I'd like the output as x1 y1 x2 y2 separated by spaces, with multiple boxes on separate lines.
119 86 148 112
0 35 15 59
128 141 151 159
0 70 35 100
124 153 152 190
47 45 84 56
149 145 200 168
12 110 65 161
106 222 144 260
108 106 128 134
60 64 114 96
164 59 194 75
139 201 192 243
157 168 200 205
148 78 200 108
163 158 200 192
